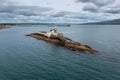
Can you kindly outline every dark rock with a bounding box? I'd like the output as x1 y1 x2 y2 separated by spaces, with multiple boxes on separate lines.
26 33 99 54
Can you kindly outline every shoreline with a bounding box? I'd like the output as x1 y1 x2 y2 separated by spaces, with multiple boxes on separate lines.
0 25 8 30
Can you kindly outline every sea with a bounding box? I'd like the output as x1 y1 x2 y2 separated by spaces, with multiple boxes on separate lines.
0 25 120 80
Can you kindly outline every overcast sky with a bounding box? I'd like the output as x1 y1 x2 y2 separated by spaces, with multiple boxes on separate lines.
0 0 120 23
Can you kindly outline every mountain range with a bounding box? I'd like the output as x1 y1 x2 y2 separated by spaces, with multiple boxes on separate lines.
83 19 120 25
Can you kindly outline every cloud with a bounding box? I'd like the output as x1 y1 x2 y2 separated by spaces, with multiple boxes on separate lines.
0 0 52 17
0 4 52 16
0 0 119 23
76 0 91 3
93 0 115 6
49 11 107 23
103 7 120 14
0 0 54 23
83 3 98 12
76 0 115 7
51 12 67 17
50 11 74 17
76 0 117 14
14 6 52 16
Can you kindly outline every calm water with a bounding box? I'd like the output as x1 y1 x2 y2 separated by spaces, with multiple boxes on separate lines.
0 25 120 80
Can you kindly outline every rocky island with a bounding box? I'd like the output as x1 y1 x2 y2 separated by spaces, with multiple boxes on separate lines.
26 27 99 54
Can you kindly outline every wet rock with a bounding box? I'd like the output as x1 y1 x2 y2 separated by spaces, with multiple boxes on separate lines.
26 33 99 54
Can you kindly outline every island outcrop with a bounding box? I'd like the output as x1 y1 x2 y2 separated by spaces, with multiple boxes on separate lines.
26 27 99 54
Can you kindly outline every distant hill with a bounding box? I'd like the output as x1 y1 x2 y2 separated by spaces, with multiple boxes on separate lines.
83 19 120 25
0 23 71 27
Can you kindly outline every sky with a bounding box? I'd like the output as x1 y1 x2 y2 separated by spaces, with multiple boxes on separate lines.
0 0 120 23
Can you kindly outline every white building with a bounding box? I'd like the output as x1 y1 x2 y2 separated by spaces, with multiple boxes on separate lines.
47 27 57 37
39 27 63 38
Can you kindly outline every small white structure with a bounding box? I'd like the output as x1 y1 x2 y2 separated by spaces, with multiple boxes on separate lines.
39 27 63 38
46 27 58 37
